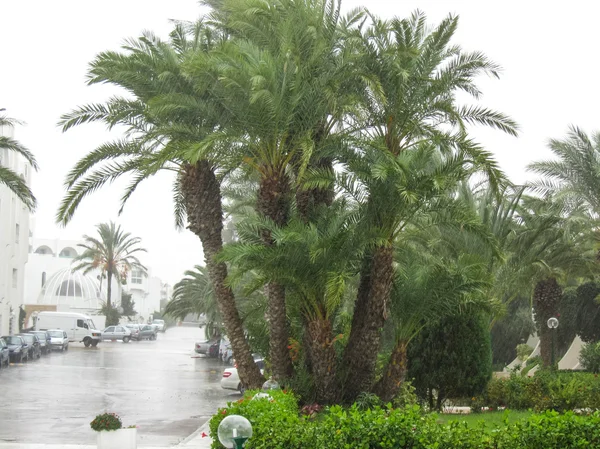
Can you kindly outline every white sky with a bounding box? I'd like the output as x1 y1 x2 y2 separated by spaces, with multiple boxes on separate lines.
1 0 599 285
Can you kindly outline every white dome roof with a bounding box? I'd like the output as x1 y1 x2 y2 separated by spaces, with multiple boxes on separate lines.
38 268 107 309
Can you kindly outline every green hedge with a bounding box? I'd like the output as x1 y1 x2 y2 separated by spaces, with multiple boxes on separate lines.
476 370 600 411
209 390 600 448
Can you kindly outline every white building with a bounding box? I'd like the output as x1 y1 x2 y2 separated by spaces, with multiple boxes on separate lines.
124 268 172 322
0 123 32 336
25 238 170 323
26 238 121 314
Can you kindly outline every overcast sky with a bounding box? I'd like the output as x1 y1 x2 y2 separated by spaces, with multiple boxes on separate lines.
1 0 599 285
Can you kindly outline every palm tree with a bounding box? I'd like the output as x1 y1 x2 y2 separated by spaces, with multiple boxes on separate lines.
528 127 600 214
334 11 518 401
193 0 366 381
221 201 365 403
499 196 598 367
72 222 147 313
56 21 265 389
166 266 222 339
0 111 38 210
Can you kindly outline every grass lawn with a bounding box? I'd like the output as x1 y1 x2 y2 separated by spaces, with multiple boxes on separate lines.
438 410 533 428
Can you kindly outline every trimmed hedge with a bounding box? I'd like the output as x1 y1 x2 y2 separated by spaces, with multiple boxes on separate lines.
476 370 600 411
209 390 600 448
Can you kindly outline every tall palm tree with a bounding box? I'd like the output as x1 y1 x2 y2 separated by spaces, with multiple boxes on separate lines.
56 21 265 388
72 222 147 311
335 11 518 401
193 0 365 380
0 111 38 210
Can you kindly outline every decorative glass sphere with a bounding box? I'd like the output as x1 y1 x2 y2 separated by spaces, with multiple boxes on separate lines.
262 377 280 390
252 392 272 401
217 415 252 449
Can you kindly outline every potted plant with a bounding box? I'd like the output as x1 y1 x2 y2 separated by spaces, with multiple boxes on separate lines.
91 412 137 449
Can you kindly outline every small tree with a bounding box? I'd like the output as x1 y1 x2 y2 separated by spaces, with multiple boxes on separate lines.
121 292 136 318
407 313 492 410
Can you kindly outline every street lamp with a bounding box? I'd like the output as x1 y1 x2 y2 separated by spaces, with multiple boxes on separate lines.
218 415 252 449
547 317 559 368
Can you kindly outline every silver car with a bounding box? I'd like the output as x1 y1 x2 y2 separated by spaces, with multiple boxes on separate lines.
47 329 69 351
101 325 131 343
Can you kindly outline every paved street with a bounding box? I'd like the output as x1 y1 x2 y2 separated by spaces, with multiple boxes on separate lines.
0 326 235 447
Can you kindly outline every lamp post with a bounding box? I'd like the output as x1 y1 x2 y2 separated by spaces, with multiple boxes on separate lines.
218 415 252 449
547 317 559 369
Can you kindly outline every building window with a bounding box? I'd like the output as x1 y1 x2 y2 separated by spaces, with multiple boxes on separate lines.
131 269 144 284
56 280 83 297
15 224 19 243
41 272 47 288
12 269 17 288
59 247 77 258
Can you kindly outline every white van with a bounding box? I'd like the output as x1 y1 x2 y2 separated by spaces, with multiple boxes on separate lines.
35 312 103 347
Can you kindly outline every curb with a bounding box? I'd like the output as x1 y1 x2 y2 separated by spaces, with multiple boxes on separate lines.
176 419 212 447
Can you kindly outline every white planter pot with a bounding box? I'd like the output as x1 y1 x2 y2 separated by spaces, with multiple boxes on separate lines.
97 428 137 449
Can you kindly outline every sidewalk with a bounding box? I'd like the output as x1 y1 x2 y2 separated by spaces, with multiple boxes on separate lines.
0 422 213 449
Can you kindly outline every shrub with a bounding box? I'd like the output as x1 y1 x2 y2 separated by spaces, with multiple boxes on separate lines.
90 413 122 432
480 371 600 411
580 342 600 373
208 395 600 448
408 313 492 409
209 390 303 449
516 343 533 361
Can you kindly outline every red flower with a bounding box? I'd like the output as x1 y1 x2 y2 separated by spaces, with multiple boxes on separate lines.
221 410 227 415
201 432 208 438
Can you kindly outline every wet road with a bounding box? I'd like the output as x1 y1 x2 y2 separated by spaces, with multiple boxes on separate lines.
0 326 237 446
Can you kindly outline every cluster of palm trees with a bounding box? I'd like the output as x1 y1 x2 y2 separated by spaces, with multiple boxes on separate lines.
53 0 600 405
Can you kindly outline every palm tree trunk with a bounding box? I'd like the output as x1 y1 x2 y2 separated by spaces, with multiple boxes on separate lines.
181 161 264 389
342 244 394 402
533 277 561 368
306 317 339 404
106 270 113 310
373 340 408 402
257 172 294 381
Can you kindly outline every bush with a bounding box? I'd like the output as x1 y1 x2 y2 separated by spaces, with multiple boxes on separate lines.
208 395 600 448
408 313 492 409
479 371 600 411
209 390 303 449
580 342 600 373
90 412 122 432
516 343 533 361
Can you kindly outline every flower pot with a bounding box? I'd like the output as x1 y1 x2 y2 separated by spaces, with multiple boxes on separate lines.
96 428 137 449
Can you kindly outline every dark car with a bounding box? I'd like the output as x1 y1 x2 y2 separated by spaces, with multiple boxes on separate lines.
31 331 51 355
1 336 28 363
195 339 220 357
0 338 9 369
17 334 42 360
139 325 158 341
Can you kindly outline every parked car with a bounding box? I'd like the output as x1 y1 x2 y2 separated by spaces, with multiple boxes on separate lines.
18 333 42 360
152 319 166 332
195 339 220 357
1 336 28 363
47 329 69 351
31 331 52 355
124 324 141 341
139 325 158 341
0 338 9 368
101 326 132 343
221 355 265 394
